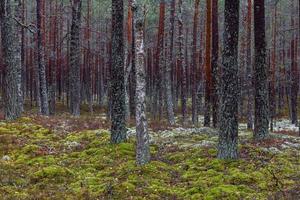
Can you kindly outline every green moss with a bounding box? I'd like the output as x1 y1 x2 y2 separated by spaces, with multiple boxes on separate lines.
31 165 74 183
0 127 14 135
204 185 255 200
17 117 33 123
228 168 252 184
22 144 40 155
209 159 225 171
1 119 299 199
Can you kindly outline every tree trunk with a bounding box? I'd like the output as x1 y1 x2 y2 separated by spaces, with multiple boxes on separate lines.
211 0 219 128
246 0 253 130
49 0 58 115
290 38 298 124
164 1 175 125
169 0 176 111
154 0 165 121
36 0 49 116
0 0 23 120
69 0 82 116
111 0 127 144
218 0 239 160
204 0 212 127
133 1 150 166
177 0 187 125
254 0 269 140
191 0 200 125
290 3 298 125
269 6 277 130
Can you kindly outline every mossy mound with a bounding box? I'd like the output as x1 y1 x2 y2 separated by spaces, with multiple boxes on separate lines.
0 118 299 199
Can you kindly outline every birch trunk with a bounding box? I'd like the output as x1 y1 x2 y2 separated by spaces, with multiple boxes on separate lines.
133 1 150 166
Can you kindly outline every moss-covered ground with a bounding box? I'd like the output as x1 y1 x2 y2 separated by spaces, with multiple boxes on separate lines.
0 116 299 199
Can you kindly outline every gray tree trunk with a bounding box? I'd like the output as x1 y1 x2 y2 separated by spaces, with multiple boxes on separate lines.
133 1 150 166
177 0 187 125
69 0 82 116
218 0 239 160
164 1 175 126
36 0 49 115
110 0 127 144
246 0 253 130
254 0 269 140
0 0 23 120
211 0 219 128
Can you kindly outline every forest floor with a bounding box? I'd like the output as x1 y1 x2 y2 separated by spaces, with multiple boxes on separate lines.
0 111 300 200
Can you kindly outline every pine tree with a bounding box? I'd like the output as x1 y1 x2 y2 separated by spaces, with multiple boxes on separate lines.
204 0 212 127
177 0 187 125
211 0 219 128
69 0 82 116
254 0 269 140
36 0 49 116
218 0 240 159
246 0 253 130
110 0 127 144
191 0 200 125
0 0 23 120
164 1 175 125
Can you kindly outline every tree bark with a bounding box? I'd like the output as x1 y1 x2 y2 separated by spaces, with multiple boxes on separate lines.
204 0 212 127
133 1 150 166
211 0 219 128
111 0 127 144
36 0 49 115
218 0 239 160
191 0 200 125
69 0 82 116
177 0 187 125
164 0 175 125
254 0 269 140
246 0 253 130
0 0 23 120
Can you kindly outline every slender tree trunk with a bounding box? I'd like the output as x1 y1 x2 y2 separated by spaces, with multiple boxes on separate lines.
169 0 176 111
218 0 240 160
204 0 212 127
36 0 49 115
0 0 23 120
154 0 165 121
84 0 93 113
254 0 269 140
69 0 82 116
290 2 298 125
246 0 253 130
164 1 175 125
111 0 127 144
49 0 58 115
290 36 298 124
129 1 136 119
178 0 187 125
191 0 200 125
125 1 133 118
133 1 150 166
211 0 219 128
269 6 277 130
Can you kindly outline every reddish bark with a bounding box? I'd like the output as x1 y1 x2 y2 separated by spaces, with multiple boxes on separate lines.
204 0 212 127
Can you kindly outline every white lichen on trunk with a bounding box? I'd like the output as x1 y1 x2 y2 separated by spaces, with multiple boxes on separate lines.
133 0 150 166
